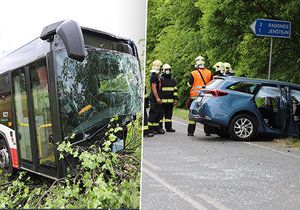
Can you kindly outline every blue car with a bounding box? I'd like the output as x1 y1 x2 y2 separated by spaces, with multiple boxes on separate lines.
189 76 300 141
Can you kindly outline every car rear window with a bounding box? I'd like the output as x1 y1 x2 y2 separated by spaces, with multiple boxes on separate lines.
227 82 257 94
205 79 224 89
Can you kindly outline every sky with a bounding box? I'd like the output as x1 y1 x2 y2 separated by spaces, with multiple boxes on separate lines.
0 0 147 60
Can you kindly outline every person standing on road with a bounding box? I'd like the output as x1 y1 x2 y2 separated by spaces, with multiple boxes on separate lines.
143 86 154 138
148 60 165 135
187 55 212 136
159 63 178 132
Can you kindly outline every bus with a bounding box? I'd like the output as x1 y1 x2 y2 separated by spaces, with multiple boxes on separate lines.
0 20 142 179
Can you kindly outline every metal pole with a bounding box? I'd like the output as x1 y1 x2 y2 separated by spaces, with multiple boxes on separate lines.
268 37 273 80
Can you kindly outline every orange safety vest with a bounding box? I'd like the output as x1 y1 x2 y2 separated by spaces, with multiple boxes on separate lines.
190 68 212 98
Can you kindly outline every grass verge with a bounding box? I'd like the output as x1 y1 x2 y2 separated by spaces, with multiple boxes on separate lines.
173 108 189 121
273 138 300 150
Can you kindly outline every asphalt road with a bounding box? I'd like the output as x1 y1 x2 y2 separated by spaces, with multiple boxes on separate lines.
141 117 300 210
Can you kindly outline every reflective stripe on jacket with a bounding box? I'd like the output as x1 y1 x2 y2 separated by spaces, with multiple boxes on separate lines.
159 74 178 103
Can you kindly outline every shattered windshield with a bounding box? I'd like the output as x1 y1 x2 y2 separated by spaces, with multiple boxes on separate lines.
55 49 142 140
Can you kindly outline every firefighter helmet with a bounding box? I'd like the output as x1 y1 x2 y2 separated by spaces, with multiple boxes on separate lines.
195 56 205 68
223 62 234 74
213 62 225 74
152 60 163 69
162 63 172 75
162 63 171 71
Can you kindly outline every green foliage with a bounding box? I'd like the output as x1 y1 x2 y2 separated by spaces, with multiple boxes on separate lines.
147 0 300 106
173 108 189 121
0 116 142 209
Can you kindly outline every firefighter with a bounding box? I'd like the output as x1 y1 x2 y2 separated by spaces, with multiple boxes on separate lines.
144 86 154 137
159 64 177 132
213 62 226 76
148 60 165 134
187 55 212 136
223 62 235 76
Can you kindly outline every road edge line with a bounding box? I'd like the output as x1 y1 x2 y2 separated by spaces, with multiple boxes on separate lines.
173 120 204 131
143 167 208 210
243 142 300 160
196 194 231 210
143 159 161 170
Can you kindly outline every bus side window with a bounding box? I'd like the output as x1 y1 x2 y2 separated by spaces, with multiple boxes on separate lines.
0 75 12 127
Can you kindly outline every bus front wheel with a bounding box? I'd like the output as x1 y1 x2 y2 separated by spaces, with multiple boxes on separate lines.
0 139 13 174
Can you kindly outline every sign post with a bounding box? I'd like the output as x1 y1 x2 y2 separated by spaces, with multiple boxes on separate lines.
250 18 291 79
268 37 273 80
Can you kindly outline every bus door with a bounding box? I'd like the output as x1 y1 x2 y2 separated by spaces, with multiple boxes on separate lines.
12 59 57 177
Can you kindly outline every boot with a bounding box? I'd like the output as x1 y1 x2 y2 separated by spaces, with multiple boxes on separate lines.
157 128 165 134
166 128 176 132
146 132 154 137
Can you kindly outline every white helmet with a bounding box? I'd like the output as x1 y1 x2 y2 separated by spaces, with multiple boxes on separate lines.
195 55 205 68
223 62 235 74
162 63 172 75
213 62 225 74
152 60 162 69
162 63 171 71
151 60 163 73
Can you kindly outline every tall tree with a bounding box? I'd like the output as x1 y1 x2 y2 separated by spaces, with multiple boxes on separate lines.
147 0 300 106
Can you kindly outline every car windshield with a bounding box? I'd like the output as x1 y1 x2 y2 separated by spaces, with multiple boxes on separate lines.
205 79 224 89
55 49 142 140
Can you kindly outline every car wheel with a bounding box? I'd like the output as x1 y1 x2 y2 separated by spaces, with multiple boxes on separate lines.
0 139 13 174
229 114 258 141
215 128 230 138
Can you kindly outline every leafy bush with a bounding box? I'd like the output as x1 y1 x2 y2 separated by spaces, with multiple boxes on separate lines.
0 116 142 209
147 0 300 107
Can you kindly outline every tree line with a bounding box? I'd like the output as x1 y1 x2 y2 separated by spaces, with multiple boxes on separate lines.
146 0 300 107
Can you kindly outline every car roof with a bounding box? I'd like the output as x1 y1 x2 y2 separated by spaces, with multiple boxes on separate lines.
221 76 300 89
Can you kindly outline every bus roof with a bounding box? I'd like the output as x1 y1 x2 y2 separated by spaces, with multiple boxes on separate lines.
0 26 137 75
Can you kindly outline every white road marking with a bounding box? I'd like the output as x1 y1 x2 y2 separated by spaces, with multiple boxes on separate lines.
243 142 300 160
196 194 231 210
143 159 161 170
174 119 300 160
173 120 204 131
143 167 208 210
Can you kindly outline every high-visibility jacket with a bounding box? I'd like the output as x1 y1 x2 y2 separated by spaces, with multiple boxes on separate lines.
159 74 178 104
190 68 212 98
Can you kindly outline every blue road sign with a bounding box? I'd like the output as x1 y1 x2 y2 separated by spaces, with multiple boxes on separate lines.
250 18 291 38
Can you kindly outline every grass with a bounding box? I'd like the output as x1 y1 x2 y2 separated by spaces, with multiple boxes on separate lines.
273 138 300 150
173 108 189 121
173 109 300 152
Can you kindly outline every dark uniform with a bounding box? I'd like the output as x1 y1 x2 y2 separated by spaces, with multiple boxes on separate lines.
214 70 225 77
159 73 178 132
148 72 164 134
143 87 154 137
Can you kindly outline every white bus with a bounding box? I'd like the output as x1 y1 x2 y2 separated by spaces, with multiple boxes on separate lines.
0 20 142 179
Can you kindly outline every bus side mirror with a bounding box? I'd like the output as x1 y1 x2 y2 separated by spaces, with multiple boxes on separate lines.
40 20 86 62
56 20 86 62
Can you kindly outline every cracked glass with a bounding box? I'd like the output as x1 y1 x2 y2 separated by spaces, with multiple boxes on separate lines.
55 49 142 141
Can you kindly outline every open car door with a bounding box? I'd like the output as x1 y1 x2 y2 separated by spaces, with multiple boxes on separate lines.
255 84 290 134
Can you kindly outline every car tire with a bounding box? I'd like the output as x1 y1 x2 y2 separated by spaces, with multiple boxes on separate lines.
0 139 14 174
215 128 230 138
229 113 258 141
